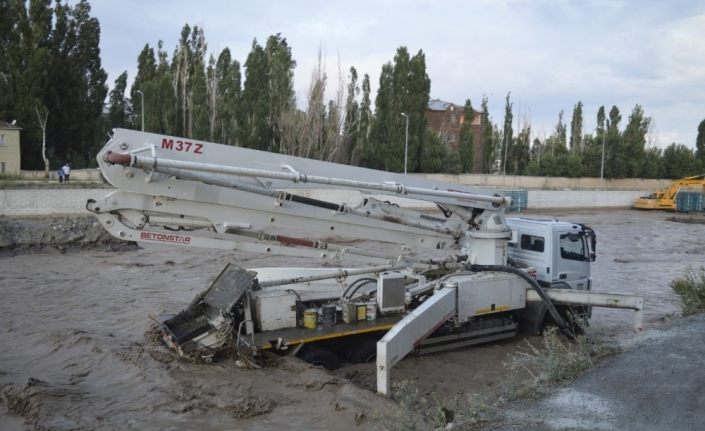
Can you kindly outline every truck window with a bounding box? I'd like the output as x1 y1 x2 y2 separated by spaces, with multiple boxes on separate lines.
520 234 544 252
560 233 586 261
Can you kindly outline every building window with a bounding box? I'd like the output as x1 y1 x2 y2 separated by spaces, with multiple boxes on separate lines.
0 162 5 173
450 114 456 125
0 134 5 146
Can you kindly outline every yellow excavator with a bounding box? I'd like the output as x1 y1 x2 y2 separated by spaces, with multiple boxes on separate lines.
634 174 705 210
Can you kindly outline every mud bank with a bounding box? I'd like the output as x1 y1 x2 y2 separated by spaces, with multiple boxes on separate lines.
0 216 136 256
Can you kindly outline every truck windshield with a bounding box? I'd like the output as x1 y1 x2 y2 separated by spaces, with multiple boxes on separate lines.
560 233 586 261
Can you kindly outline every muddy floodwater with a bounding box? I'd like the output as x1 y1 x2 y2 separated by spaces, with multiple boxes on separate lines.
1 209 703 430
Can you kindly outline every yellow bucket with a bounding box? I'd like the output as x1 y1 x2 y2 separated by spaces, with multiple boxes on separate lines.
303 308 318 329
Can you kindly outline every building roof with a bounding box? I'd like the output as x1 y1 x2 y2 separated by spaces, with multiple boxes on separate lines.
428 99 462 111
0 120 21 130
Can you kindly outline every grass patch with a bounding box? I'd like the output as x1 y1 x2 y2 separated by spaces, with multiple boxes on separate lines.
671 267 705 316
502 327 618 400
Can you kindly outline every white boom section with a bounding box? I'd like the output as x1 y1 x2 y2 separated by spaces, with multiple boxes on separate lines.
527 288 645 331
92 129 512 265
99 129 508 209
376 286 457 395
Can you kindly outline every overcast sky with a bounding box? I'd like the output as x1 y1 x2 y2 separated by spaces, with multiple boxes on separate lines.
91 0 705 149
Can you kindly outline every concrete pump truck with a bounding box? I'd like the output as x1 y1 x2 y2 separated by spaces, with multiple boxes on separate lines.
88 129 643 395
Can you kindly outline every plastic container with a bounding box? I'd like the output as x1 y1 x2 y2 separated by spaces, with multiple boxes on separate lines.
303 309 318 329
356 303 367 321
320 304 337 327
366 302 377 320
342 302 357 324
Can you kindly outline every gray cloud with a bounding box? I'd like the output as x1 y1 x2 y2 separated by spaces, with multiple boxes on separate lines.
92 0 705 148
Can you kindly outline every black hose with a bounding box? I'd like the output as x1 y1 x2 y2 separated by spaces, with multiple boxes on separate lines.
467 264 577 338
343 278 377 301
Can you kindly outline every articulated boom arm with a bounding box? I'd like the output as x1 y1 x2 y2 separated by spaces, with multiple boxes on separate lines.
89 129 512 264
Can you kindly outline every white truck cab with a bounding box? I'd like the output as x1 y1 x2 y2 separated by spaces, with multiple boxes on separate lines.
506 218 596 291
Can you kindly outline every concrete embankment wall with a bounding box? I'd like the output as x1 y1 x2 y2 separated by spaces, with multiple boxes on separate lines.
21 169 669 191
1 187 647 216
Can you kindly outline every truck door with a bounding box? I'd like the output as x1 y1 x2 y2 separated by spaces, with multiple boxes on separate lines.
552 230 591 290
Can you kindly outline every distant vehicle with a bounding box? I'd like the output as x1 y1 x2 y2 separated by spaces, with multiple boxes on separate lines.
633 174 705 211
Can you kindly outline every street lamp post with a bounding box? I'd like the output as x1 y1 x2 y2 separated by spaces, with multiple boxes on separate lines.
401 112 409 174
600 119 609 183
136 90 145 132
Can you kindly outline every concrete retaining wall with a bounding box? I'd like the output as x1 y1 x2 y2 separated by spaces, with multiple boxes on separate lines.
1 188 647 216
19 169 670 191
20 169 102 182
1 189 100 216
420 173 669 191
526 190 646 209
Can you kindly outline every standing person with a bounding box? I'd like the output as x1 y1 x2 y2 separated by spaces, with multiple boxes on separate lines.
62 163 71 183
56 167 64 183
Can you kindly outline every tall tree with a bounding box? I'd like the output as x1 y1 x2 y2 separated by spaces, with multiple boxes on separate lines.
622 104 650 177
264 34 296 153
240 34 295 152
480 96 495 173
342 66 360 164
501 92 513 173
458 99 475 173
213 48 241 145
368 47 430 172
108 71 129 128
696 119 705 167
1 0 107 168
662 143 699 179
356 73 372 166
240 39 269 149
604 105 622 178
569 101 583 153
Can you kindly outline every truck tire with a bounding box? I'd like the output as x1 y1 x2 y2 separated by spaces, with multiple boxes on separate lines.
348 338 378 364
298 346 341 370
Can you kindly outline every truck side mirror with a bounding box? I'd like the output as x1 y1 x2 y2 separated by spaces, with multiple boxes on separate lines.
590 252 596 262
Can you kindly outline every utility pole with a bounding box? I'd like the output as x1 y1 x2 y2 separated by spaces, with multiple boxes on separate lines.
601 119 609 184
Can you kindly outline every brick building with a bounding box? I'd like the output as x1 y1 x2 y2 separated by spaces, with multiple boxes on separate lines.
0 121 21 174
425 99 484 173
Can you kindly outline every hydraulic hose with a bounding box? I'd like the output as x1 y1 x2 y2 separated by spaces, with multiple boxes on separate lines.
343 277 377 301
467 264 577 338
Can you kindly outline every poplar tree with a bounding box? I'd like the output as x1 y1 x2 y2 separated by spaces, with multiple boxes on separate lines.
501 92 513 173
622 104 650 177
570 101 583 153
696 119 705 167
368 47 430 172
108 71 129 128
480 96 495 173
458 99 475 173
1 0 107 168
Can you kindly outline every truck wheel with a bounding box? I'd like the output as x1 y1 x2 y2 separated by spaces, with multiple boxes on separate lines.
298 346 341 370
348 338 378 364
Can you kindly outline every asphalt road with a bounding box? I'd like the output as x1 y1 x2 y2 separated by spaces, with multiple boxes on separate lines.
491 313 705 431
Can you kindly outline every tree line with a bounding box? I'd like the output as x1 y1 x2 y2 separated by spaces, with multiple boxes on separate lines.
2 2 704 179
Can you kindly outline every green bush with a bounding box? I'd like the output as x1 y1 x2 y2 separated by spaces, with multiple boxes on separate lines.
671 268 705 316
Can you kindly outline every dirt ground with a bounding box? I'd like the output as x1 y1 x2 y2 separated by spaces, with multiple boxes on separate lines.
1 209 703 430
